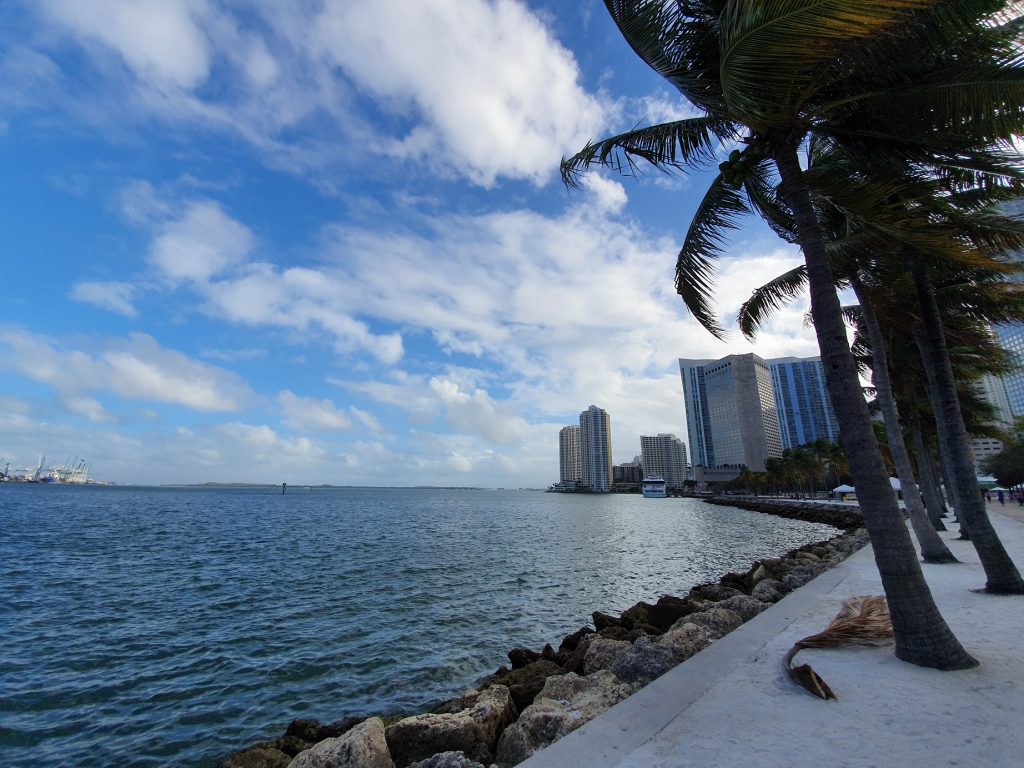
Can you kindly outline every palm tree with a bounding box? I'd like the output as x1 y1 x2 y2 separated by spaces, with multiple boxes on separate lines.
743 224 1024 567
907 253 1024 584
851 286 959 563
907 407 952 528
563 1 1024 668
809 438 848 491
738 172 1024 564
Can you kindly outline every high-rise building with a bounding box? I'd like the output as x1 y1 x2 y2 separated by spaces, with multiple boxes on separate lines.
993 199 1024 415
558 425 582 484
640 433 689 489
579 405 612 492
994 325 1024 416
613 459 643 487
768 356 840 449
977 374 1014 427
969 374 1014 467
679 354 783 472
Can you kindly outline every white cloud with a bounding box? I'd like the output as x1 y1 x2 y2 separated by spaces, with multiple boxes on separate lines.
429 375 530 444
313 0 605 187
119 179 173 225
150 200 253 283
201 347 267 362
113 187 407 366
65 395 116 423
582 174 628 213
28 0 609 188
341 372 442 424
213 422 324 462
40 0 213 90
631 92 704 126
0 329 251 412
0 46 62 111
201 265 405 365
350 406 384 434
70 281 138 317
278 390 354 433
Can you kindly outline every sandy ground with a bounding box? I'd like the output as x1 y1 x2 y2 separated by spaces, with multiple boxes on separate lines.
522 509 1024 768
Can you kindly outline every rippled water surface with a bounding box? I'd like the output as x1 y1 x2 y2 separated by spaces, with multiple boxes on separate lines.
0 485 838 766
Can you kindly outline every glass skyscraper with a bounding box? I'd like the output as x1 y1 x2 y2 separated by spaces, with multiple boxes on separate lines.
768 356 840 450
679 354 782 471
994 325 1024 417
579 405 612 492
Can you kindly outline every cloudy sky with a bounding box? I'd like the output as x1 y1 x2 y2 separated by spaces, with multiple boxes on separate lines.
0 0 819 486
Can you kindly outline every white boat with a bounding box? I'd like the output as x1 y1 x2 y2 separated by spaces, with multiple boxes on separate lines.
642 476 667 498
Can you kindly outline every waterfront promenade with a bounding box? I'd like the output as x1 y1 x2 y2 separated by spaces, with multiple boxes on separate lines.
521 507 1023 768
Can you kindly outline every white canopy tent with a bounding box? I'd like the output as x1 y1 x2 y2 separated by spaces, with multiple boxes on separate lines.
831 479 901 494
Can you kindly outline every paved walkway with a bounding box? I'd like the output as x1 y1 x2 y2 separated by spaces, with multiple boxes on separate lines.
987 497 1024 523
521 510 1024 768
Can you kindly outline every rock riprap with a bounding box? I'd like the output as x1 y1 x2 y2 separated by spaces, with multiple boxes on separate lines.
384 685 517 767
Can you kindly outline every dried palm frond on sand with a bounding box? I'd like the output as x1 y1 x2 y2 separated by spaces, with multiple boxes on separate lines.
783 595 894 699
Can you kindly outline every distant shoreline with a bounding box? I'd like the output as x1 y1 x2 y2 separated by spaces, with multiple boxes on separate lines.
158 483 533 490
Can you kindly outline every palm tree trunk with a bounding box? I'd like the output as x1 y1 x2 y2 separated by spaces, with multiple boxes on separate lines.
773 145 975 668
906 411 948 531
851 278 956 563
907 249 1024 593
927 412 970 536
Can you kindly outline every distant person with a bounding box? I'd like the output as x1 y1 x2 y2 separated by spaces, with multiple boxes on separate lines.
997 489 1005 505
984 491 992 502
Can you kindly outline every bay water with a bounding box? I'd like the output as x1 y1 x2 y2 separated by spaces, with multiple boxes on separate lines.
0 485 838 767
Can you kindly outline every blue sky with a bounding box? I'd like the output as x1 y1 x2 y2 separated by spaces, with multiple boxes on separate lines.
0 0 819 486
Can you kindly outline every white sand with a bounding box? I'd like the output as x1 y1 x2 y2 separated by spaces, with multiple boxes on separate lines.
522 510 1024 768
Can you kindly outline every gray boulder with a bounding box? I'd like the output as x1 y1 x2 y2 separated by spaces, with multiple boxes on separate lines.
406 752 487 768
655 622 712 663
288 717 394 768
495 671 632 766
482 659 564 712
582 638 632 675
690 583 746 601
674 607 743 640
715 595 768 623
536 672 593 702
782 565 821 591
609 635 677 687
751 579 786 603
385 685 517 768
749 563 774 585
224 744 292 768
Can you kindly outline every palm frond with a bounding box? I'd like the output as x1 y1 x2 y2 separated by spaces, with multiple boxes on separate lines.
841 303 863 329
676 171 751 338
605 0 728 113
742 158 798 243
827 66 1024 145
783 595 893 700
718 0 938 127
737 265 808 340
560 116 733 188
